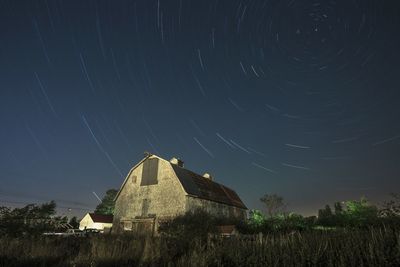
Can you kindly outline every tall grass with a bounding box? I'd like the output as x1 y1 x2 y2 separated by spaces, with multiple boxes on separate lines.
0 227 399 267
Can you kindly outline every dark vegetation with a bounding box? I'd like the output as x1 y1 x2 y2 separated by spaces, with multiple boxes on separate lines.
0 227 399 266
1 193 399 266
0 201 77 237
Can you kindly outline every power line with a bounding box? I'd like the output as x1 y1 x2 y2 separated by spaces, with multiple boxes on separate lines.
0 191 95 209
0 199 93 212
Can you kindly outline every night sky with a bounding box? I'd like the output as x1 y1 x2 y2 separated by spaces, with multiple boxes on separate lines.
1 0 400 217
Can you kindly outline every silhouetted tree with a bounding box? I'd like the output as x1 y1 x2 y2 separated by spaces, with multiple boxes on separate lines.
0 201 64 236
334 202 343 215
318 205 334 226
69 216 79 229
260 194 285 217
94 189 118 215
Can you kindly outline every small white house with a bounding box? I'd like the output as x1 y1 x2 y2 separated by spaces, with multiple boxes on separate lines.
79 213 113 232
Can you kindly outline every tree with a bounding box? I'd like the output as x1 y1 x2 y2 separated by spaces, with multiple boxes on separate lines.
344 197 378 227
0 201 63 236
248 209 265 227
318 205 332 217
94 189 118 215
69 216 79 229
317 205 334 226
334 202 343 215
260 194 286 217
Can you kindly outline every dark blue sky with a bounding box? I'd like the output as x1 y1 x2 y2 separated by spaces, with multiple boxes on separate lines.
1 0 399 217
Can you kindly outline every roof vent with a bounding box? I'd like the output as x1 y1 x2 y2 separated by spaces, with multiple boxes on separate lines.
170 157 184 167
203 173 213 181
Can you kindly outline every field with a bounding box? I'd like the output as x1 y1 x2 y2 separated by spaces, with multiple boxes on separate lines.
1 227 399 267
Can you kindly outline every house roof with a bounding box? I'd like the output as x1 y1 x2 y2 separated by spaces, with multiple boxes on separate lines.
89 213 113 223
171 164 247 209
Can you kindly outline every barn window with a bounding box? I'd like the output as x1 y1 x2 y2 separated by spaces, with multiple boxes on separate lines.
131 175 137 184
140 158 159 186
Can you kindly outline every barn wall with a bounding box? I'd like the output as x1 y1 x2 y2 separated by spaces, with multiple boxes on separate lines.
113 157 187 233
186 196 247 220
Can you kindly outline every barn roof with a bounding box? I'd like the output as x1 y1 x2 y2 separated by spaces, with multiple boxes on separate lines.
89 213 113 223
114 154 247 210
171 164 247 209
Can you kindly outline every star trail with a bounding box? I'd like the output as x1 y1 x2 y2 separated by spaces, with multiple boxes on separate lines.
0 0 399 216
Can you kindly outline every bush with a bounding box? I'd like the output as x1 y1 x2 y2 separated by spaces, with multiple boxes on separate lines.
244 211 316 234
158 209 220 259
158 209 218 239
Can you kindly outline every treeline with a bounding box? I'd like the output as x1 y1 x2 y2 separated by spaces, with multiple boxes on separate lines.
0 189 119 237
1 193 399 238
157 193 400 240
242 194 400 234
0 201 79 237
1 194 400 266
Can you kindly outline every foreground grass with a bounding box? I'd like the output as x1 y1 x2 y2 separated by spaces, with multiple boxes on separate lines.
1 227 399 267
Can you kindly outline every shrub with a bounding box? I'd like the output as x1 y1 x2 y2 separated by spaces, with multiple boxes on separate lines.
157 209 219 259
158 209 218 240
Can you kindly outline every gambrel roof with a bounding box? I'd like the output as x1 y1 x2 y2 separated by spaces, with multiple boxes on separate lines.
171 164 247 209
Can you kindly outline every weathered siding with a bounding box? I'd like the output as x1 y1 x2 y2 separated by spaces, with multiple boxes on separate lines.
113 156 187 233
186 196 247 220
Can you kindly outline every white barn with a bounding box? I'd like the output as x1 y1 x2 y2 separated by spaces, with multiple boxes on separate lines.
79 213 113 232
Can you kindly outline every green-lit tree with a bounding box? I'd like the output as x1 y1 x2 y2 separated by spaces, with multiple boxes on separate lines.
344 197 378 227
94 189 118 215
249 209 265 227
